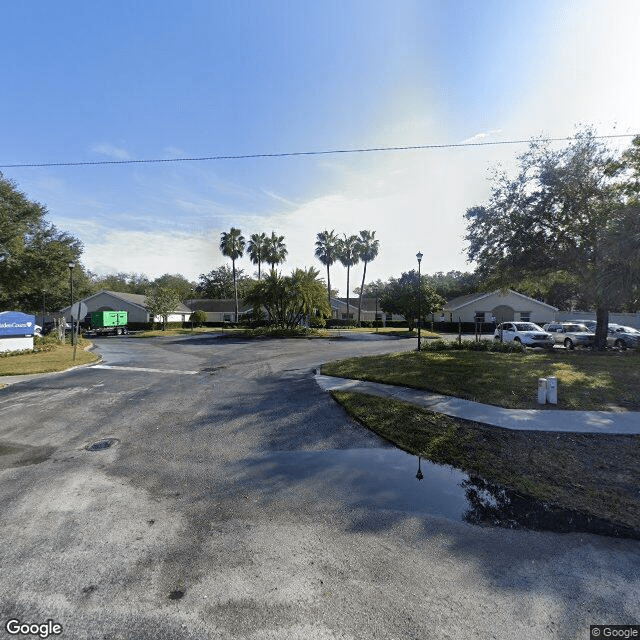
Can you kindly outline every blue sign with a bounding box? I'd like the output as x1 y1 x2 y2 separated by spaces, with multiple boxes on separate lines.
0 311 36 337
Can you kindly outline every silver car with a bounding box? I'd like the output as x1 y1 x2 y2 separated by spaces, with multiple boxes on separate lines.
607 324 640 349
542 322 595 349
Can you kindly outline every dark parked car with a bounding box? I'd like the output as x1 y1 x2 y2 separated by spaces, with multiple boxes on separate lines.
542 322 595 349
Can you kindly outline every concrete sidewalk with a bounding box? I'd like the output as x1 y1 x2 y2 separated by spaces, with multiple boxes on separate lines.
315 372 640 435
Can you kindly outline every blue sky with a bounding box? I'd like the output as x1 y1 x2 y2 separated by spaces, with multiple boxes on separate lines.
2 0 639 294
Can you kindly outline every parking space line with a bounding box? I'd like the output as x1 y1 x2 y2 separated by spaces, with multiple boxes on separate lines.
91 365 199 375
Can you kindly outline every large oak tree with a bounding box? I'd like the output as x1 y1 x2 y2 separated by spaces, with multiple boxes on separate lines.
464 131 640 349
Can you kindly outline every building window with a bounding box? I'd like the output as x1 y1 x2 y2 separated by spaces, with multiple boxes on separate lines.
223 314 232 322
375 313 383 321
341 313 354 320
474 311 485 323
520 311 531 322
385 313 393 322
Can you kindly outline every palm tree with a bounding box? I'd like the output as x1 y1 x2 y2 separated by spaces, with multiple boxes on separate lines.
265 231 287 270
219 227 246 322
356 230 380 325
247 232 268 280
314 229 339 309
337 234 360 323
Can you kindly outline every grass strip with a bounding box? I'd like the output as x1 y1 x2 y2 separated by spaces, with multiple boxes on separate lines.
0 339 98 376
332 390 640 529
323 349 640 411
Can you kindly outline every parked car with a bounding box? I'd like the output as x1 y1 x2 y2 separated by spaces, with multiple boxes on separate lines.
542 322 595 349
607 324 640 349
494 322 554 348
571 319 597 332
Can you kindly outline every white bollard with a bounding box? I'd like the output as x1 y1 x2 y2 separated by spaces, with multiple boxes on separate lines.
547 376 558 404
538 378 547 405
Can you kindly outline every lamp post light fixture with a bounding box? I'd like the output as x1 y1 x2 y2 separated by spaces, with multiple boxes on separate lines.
68 261 75 345
416 251 423 351
416 456 424 481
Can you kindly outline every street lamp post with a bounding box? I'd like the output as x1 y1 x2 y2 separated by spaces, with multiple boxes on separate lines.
68 262 75 345
416 251 423 351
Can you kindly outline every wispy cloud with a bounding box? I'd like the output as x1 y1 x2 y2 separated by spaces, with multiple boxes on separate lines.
261 190 298 208
92 143 131 160
460 130 503 145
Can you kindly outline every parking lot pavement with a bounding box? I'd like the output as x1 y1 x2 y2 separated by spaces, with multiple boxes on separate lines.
0 335 638 639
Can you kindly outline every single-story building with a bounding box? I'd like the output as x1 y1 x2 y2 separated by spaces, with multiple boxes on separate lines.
183 299 252 323
442 290 559 325
59 290 193 324
330 297 405 323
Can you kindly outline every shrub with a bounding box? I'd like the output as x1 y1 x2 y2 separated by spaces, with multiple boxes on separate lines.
309 315 326 328
420 338 526 353
189 310 208 327
383 320 409 328
326 319 358 328
127 322 154 331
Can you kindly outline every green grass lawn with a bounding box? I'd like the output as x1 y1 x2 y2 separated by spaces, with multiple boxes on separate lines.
0 338 99 377
322 349 640 411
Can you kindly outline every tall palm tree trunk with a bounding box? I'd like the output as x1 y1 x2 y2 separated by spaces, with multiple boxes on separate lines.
232 259 239 323
357 261 367 326
346 267 350 321
326 264 332 310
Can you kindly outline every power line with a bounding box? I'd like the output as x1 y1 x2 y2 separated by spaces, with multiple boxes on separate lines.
1 133 637 169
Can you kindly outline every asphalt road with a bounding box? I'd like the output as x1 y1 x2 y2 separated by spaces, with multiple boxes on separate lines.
0 334 638 640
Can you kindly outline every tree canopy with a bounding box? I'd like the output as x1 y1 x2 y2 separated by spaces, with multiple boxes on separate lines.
145 285 182 330
379 271 445 330
464 130 640 347
264 231 287 270
0 172 90 314
197 265 254 299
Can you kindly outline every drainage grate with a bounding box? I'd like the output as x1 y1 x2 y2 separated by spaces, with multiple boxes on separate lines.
85 438 119 452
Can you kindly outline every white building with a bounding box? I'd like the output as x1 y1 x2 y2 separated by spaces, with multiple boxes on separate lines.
443 290 559 325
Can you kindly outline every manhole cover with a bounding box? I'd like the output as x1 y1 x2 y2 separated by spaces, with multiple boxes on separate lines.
85 438 119 452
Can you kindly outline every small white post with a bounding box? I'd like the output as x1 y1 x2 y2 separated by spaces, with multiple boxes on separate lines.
538 378 548 405
547 376 558 404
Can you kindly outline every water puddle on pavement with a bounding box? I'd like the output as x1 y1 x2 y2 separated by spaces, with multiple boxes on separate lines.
250 447 639 539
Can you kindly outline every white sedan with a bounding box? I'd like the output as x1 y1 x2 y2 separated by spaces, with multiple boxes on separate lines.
494 322 554 348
